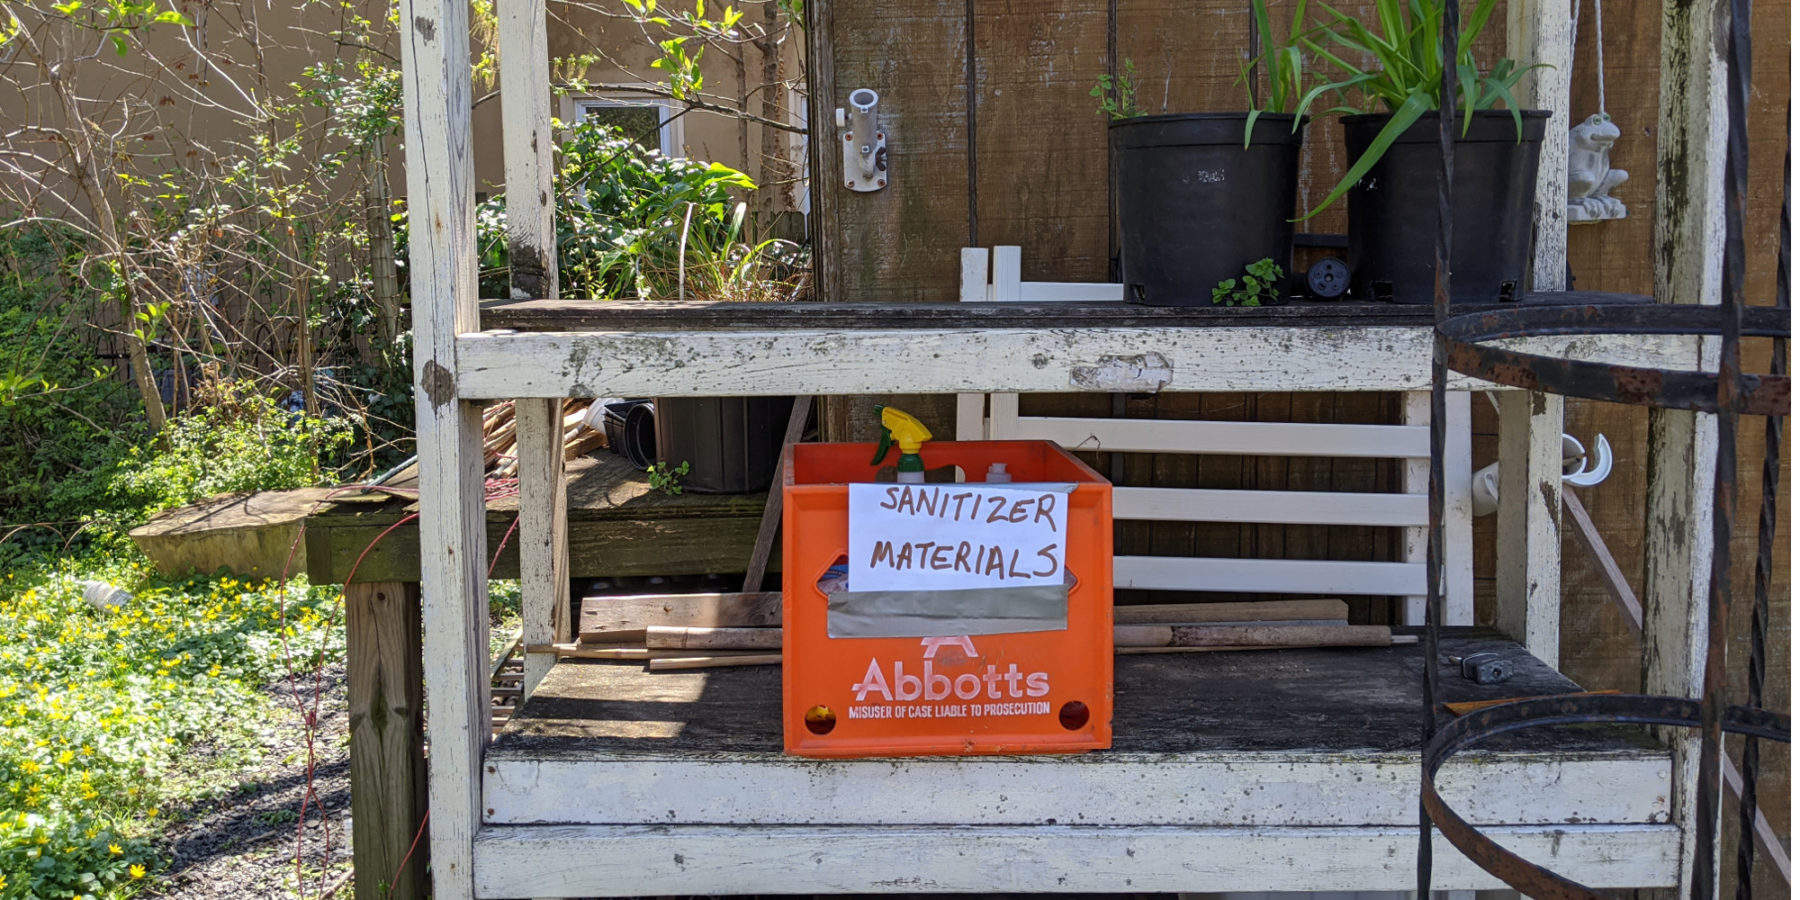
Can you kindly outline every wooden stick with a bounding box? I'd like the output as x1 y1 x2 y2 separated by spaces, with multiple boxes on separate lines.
646 625 783 650
1112 599 1348 624
527 642 767 661
1117 635 1416 655
741 396 812 593
1113 623 1396 649
647 653 783 671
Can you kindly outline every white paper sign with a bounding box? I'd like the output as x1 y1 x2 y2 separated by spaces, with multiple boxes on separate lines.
847 483 1071 593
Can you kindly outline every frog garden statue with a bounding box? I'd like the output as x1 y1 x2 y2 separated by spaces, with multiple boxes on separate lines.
1568 112 1628 223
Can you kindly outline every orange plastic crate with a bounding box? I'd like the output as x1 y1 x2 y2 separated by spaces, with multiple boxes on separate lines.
781 440 1113 757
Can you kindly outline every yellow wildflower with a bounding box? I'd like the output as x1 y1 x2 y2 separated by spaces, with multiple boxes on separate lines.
109 843 122 855
129 863 145 879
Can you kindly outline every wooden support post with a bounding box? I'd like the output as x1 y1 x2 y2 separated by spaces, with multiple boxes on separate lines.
347 583 426 900
1648 0 1729 895
516 399 569 697
1506 0 1574 289
1495 390 1563 665
398 0 488 895
500 0 568 702
1403 391 1473 626
1493 0 1573 669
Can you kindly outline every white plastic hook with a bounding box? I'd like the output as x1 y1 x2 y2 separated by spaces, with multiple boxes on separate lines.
1471 432 1613 516
1562 432 1613 487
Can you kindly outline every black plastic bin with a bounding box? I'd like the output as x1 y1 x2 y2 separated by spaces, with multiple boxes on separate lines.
1342 109 1549 305
653 396 792 494
1111 112 1305 306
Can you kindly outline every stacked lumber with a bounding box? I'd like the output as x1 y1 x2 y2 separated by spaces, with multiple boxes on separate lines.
530 594 1415 672
482 399 609 477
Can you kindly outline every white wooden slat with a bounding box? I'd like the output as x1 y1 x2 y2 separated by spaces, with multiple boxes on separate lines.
1115 556 1425 596
1496 391 1564 666
455 329 1703 399
1010 416 1429 458
988 390 1019 439
472 823 1678 897
958 247 989 303
954 394 986 440
482 750 1671 827
1647 0 1729 893
989 245 1022 302
399 0 486 894
1114 486 1427 527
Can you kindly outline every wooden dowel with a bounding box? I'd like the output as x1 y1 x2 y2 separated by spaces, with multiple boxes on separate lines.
647 653 783 671
1112 599 1348 624
527 643 766 661
645 626 783 650
1116 635 1416 655
1113 623 1396 648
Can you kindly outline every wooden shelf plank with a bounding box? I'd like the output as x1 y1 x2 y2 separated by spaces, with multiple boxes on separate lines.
470 822 1677 896
477 292 1653 332
455 326 1702 400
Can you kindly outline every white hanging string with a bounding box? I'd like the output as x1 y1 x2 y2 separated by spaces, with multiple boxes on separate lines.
1593 0 1606 114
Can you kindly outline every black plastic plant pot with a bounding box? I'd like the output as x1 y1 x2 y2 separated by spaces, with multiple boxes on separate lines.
600 399 656 470
653 395 792 494
1110 112 1305 306
1341 109 1549 305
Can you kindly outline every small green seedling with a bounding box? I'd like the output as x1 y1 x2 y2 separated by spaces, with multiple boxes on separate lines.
647 460 691 495
1212 258 1285 307
1091 58 1145 120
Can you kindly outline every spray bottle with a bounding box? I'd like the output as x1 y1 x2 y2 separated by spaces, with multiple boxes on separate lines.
870 405 932 483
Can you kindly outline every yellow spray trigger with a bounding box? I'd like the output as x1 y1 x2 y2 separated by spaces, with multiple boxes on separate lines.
870 405 932 466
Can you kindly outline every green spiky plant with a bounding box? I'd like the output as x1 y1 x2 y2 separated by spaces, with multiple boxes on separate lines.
1297 0 1542 219
1240 0 1323 144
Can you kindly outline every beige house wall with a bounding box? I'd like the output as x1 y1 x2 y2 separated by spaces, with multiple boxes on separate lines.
0 0 803 210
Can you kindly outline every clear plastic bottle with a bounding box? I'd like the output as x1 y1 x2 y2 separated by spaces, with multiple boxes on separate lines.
985 462 1012 483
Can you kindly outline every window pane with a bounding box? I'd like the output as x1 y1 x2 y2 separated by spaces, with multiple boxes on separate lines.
584 105 663 152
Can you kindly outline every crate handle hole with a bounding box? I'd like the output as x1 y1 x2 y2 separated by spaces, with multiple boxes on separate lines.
1058 700 1089 731
804 704 837 735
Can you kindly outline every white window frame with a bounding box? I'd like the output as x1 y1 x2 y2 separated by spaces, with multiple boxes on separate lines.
567 89 684 157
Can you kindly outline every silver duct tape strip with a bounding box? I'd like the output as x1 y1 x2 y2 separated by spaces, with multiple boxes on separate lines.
827 586 1070 638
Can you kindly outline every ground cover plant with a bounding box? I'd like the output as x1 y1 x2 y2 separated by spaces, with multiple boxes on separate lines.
0 558 342 900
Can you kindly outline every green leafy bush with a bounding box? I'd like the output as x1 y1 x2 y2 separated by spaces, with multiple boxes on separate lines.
427 120 804 302
0 230 143 534
92 383 352 533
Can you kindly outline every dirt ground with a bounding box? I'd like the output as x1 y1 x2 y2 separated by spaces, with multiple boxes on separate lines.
155 666 355 899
